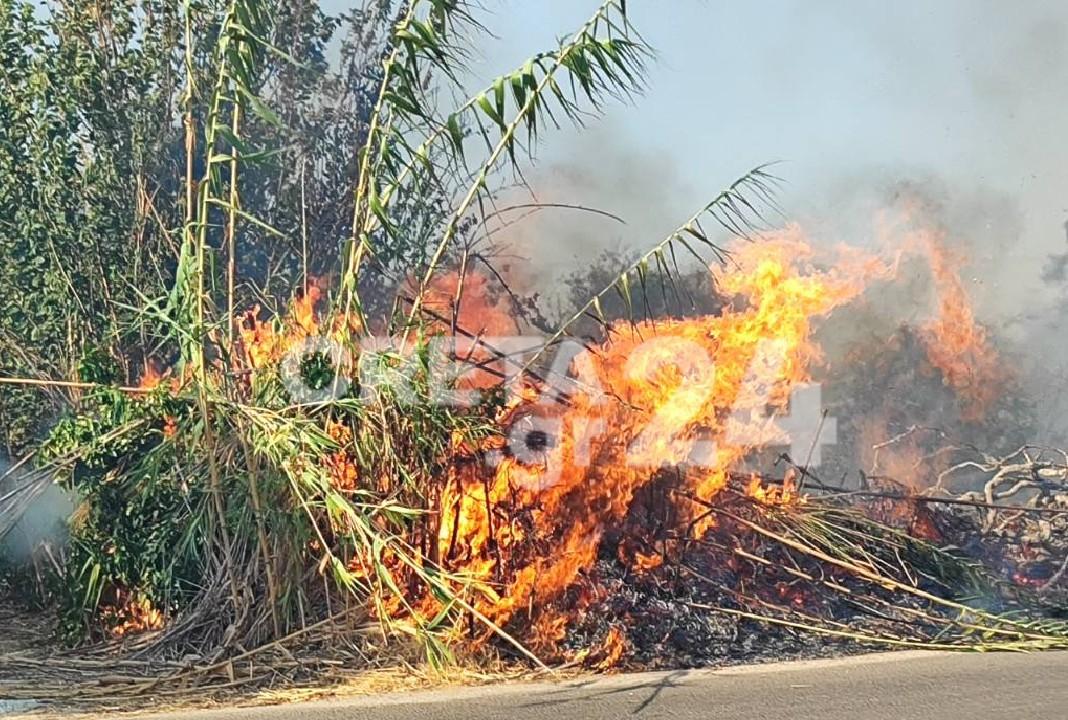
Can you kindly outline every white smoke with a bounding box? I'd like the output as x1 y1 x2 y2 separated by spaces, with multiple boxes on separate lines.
0 458 72 564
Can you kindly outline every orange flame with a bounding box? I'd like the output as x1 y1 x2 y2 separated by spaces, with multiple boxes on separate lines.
103 591 164 638
913 231 1002 421
237 280 354 372
138 361 164 390
436 226 890 642
324 420 359 492
198 218 1002 658
593 626 628 670
418 271 520 391
421 270 518 337
746 468 802 506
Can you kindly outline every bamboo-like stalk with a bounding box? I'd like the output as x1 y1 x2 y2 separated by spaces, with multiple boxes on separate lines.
722 539 1054 643
227 103 241 351
403 0 622 337
697 604 1059 652
711 503 1058 637
184 0 246 611
243 436 280 637
0 376 154 394
336 2 418 331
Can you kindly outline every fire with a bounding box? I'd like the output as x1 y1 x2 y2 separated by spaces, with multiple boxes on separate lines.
133 360 184 401
593 626 628 670
913 230 1002 421
238 289 318 371
324 420 359 492
433 226 890 644
292 284 322 336
203 217 1002 658
419 270 520 391
873 202 1003 424
421 270 518 337
632 551 664 571
102 591 165 638
162 415 178 439
847 223 1002 488
746 469 802 506
423 218 1007 654
138 361 164 390
859 414 929 481
237 279 359 372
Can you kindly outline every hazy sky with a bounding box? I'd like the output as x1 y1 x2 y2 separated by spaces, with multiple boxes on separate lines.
465 1 1068 208
323 1 1068 318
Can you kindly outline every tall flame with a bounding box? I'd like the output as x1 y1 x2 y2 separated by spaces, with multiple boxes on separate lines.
436 226 896 644
221 219 1002 655
913 230 1003 421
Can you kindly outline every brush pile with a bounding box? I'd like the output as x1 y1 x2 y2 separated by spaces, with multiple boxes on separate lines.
1 0 1067 712
3 458 1067 705
6 227 1068 705
566 467 1068 670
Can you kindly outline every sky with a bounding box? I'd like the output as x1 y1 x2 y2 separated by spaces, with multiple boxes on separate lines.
482 2 1067 200
397 0 1068 434
325 1 1068 314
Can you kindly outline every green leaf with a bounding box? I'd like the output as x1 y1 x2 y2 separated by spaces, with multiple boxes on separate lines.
242 89 283 128
477 91 503 127
446 113 465 155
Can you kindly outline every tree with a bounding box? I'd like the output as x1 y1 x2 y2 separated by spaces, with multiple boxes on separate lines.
0 0 396 454
27 0 772 662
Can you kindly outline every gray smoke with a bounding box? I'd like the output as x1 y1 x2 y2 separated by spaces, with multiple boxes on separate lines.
0 458 71 565
488 121 698 300
1041 223 1068 286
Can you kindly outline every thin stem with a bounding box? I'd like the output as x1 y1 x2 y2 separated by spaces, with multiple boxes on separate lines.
404 1 621 337
226 103 241 351
338 2 418 328
0 377 154 394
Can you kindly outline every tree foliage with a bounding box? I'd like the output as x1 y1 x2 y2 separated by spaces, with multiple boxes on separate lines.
0 1 177 451
14 0 774 665
0 0 395 453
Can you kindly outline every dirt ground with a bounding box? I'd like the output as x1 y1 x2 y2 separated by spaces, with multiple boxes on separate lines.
0 602 52 656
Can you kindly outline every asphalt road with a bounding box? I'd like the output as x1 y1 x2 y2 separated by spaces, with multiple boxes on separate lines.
123 651 1068 720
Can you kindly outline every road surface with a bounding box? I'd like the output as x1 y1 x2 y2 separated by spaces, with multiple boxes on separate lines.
91 651 1068 719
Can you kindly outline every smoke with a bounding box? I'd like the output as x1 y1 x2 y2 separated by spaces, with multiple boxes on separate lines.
505 118 1068 448
794 0 1068 409
0 458 72 565
511 127 1068 469
805 174 1068 457
488 121 697 300
1027 222 1068 444
1041 224 1068 285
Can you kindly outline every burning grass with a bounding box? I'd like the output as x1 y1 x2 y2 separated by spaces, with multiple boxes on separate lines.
2 0 1067 711
5 221 1068 709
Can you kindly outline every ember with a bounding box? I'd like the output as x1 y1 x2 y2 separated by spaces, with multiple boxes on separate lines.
101 591 165 639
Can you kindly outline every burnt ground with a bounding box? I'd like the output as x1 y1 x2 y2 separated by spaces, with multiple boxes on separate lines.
561 557 867 670
551 485 1068 670
2 485 1067 713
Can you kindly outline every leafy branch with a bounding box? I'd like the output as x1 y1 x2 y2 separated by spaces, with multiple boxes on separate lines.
335 0 651 334
515 164 783 377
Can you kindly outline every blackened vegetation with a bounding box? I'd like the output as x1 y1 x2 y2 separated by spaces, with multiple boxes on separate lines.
529 470 1068 669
